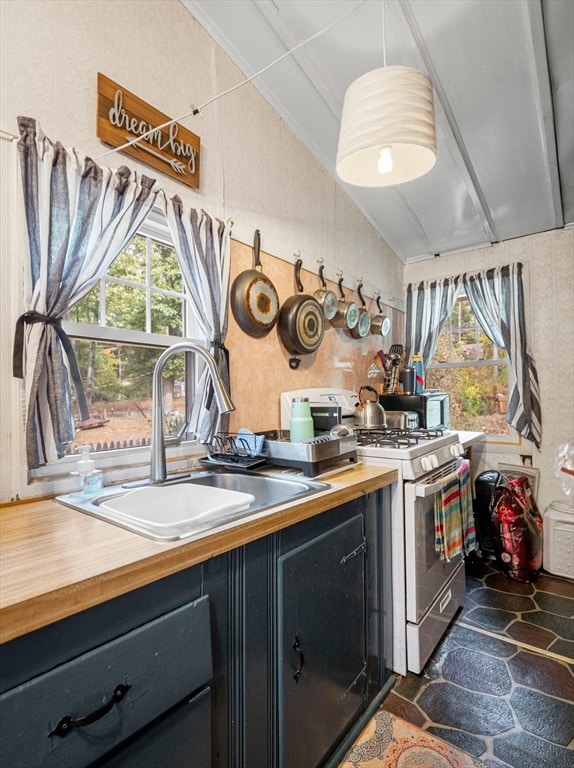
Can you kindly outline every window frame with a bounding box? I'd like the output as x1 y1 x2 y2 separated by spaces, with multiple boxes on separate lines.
426 293 522 447
31 209 207 481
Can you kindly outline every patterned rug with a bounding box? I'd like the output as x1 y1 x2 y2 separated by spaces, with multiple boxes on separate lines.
340 710 488 768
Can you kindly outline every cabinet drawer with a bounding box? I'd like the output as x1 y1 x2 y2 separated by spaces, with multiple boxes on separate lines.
95 686 211 768
0 595 212 768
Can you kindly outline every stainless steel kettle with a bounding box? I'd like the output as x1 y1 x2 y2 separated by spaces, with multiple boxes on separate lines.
355 386 387 428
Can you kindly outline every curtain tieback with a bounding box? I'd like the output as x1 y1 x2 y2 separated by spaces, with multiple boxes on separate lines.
212 340 229 367
13 311 90 421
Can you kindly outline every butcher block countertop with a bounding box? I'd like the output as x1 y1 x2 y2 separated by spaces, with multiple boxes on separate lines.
0 463 397 644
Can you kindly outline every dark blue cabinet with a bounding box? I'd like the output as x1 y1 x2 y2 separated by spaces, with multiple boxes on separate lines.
277 514 366 768
226 490 391 768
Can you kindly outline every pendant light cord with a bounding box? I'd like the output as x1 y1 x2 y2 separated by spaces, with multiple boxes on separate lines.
382 0 387 68
95 1 367 161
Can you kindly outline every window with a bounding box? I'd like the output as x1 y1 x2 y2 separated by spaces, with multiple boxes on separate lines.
426 295 512 438
62 211 203 455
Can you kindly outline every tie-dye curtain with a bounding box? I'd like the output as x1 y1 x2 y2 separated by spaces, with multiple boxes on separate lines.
164 195 233 441
14 117 160 469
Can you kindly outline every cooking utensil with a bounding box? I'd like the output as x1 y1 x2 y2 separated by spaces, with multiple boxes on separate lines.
389 343 404 360
331 276 359 329
313 262 339 320
354 385 387 428
371 294 391 336
278 258 325 362
384 350 402 393
230 229 279 337
376 349 388 371
351 281 372 339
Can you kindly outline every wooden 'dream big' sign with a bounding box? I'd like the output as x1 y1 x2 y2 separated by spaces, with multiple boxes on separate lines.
97 72 200 189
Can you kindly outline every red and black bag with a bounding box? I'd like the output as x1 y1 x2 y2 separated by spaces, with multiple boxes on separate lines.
490 476 543 582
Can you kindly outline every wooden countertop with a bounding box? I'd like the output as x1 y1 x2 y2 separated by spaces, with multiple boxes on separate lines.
0 464 397 644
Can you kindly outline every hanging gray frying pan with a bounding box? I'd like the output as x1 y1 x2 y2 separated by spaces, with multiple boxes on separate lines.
351 282 372 338
313 263 339 320
230 229 279 337
278 258 325 358
371 294 391 336
331 276 359 330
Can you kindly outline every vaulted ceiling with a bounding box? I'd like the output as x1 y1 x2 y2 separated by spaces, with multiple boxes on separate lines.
182 0 573 263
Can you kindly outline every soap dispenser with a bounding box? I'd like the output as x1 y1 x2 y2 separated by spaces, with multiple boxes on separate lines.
77 446 103 495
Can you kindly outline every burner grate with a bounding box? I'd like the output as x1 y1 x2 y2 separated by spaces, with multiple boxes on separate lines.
354 426 445 449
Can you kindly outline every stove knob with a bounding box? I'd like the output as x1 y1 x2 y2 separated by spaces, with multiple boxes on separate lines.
449 443 464 457
431 454 439 468
421 456 434 472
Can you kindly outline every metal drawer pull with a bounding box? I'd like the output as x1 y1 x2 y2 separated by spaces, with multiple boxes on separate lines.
49 683 131 738
292 635 305 684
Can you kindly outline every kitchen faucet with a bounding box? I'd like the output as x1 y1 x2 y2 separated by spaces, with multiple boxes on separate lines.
150 342 235 484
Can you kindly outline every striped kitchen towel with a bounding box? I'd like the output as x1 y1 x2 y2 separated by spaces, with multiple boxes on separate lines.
434 469 463 561
458 459 477 555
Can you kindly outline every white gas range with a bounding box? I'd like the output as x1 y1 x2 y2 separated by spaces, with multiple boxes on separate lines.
280 388 467 676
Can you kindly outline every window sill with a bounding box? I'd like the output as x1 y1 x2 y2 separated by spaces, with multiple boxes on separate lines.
482 437 532 455
26 441 208 499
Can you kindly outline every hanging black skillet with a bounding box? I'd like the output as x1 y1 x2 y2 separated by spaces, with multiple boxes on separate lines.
278 257 325 366
230 229 280 337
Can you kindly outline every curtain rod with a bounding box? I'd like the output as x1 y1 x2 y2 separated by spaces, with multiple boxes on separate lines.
94 0 367 161
1 128 18 141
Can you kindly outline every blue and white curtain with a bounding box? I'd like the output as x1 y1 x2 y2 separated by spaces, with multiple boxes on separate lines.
405 263 542 449
463 264 541 448
14 117 160 469
164 195 233 441
404 276 460 367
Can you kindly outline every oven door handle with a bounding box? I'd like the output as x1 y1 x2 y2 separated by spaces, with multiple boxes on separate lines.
415 478 445 497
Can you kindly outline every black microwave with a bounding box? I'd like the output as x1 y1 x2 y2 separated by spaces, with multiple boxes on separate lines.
378 392 450 430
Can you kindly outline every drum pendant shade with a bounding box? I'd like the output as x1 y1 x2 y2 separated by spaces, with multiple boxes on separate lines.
336 65 437 187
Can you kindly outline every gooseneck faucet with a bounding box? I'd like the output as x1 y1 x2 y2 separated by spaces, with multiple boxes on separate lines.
150 342 235 484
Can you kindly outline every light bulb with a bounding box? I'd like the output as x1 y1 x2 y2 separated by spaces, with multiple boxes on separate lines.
378 146 393 174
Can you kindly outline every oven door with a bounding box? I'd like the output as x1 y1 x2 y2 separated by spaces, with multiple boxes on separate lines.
404 464 463 624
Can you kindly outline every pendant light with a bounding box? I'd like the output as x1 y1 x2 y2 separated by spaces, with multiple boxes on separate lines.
336 2 437 187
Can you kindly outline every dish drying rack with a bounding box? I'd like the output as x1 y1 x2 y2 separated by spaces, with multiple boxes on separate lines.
200 429 358 476
200 433 267 469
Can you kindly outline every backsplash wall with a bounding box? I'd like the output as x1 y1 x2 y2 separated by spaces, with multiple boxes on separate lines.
227 238 404 434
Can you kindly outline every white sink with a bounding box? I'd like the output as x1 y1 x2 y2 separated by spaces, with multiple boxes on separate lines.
100 484 255 528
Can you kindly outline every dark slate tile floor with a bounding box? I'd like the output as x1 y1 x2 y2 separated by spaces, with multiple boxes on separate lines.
382 559 574 768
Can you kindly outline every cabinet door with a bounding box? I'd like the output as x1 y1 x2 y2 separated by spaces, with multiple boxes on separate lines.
277 514 366 768
94 687 211 768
